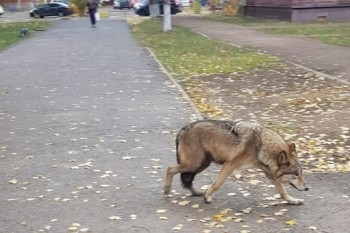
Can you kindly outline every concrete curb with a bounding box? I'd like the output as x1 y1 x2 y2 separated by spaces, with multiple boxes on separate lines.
146 47 203 120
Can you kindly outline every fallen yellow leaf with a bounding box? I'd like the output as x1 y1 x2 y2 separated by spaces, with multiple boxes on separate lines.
214 214 224 221
286 219 297 226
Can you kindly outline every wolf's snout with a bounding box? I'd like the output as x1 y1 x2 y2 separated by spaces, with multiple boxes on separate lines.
290 180 309 191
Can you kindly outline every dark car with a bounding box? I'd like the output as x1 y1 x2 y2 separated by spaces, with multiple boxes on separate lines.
29 3 71 18
114 0 132 9
135 0 181 16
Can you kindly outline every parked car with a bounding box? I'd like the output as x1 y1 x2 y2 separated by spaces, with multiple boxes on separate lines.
0 5 4 17
29 3 71 18
134 0 181 16
133 0 144 9
51 0 70 4
100 0 113 6
113 0 132 9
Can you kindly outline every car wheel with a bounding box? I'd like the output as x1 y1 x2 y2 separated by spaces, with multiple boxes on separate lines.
58 11 64 17
138 9 147 16
40 15 44 18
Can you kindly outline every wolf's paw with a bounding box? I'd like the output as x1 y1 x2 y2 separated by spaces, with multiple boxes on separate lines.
163 186 171 196
287 197 304 205
191 190 204 197
203 195 212 203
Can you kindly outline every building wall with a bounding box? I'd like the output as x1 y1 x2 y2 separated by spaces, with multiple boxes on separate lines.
244 0 350 21
292 0 350 7
246 0 290 7
246 0 350 7
291 6 350 20
0 0 35 11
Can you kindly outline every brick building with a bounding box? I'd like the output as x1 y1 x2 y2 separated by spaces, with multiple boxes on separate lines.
242 0 350 21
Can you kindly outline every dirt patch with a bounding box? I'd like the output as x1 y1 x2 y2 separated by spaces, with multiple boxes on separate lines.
179 62 350 173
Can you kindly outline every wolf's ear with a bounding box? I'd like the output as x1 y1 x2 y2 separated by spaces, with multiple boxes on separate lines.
289 143 296 152
278 151 288 166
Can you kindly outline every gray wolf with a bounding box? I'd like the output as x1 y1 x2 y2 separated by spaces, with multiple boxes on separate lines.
164 120 309 205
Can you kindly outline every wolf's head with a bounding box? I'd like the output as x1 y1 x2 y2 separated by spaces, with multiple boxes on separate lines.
276 143 309 191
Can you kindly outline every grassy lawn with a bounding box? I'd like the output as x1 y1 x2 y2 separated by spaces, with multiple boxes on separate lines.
0 21 53 51
262 22 350 46
130 18 278 79
205 14 350 46
205 14 279 27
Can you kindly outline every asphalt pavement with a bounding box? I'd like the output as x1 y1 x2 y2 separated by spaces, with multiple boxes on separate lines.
1 14 350 233
0 17 199 232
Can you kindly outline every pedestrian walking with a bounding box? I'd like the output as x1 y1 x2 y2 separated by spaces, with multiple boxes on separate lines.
86 0 98 27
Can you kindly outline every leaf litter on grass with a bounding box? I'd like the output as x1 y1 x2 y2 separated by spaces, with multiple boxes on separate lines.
161 62 349 231
185 62 350 173
128 18 349 232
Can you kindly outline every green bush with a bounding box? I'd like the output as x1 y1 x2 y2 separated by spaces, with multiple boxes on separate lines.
192 0 201 14
71 0 87 16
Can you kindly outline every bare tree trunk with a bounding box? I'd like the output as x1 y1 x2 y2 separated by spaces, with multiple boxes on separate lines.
163 0 172 31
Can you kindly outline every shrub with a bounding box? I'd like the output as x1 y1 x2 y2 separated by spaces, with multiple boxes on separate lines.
71 0 87 16
192 0 201 14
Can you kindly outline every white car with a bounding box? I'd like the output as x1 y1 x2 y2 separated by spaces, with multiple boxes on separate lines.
0 5 4 16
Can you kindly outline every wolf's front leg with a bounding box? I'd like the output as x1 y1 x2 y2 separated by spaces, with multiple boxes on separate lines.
273 181 304 205
204 162 237 203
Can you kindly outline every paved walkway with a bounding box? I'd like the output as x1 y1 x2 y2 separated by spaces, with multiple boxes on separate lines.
173 15 350 83
0 15 349 232
0 17 198 232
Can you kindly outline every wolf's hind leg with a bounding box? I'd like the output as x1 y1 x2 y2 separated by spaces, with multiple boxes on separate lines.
164 166 180 195
190 187 204 196
164 165 195 195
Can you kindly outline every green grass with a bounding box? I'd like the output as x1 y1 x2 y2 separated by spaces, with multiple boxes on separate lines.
205 14 281 27
0 21 54 51
131 19 278 78
205 14 350 46
262 22 350 46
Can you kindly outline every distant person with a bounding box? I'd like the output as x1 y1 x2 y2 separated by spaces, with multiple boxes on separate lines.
86 0 98 27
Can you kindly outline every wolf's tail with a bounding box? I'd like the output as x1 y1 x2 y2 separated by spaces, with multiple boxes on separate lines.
180 172 196 189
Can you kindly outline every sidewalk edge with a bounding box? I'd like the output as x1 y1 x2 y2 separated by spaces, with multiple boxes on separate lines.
146 47 203 120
